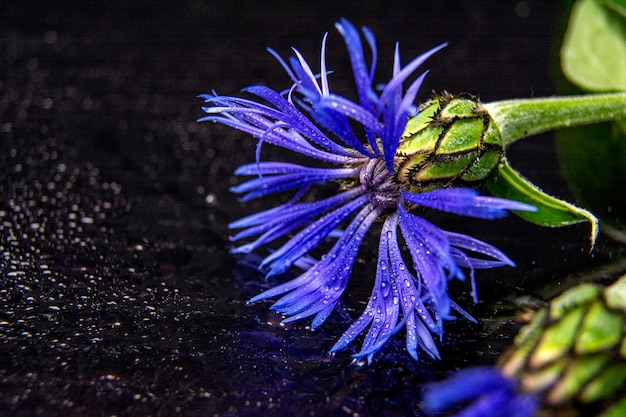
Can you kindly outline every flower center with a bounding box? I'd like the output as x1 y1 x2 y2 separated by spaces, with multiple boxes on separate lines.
359 158 400 210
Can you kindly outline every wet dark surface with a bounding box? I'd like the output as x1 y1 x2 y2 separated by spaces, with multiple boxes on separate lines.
1 1 625 416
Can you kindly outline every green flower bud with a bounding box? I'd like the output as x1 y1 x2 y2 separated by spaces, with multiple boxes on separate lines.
500 275 626 416
395 93 503 193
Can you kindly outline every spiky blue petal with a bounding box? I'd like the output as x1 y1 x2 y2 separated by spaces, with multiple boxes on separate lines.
402 188 536 219
260 194 369 277
330 213 441 362
249 204 381 328
199 94 355 164
398 203 459 318
229 188 365 255
423 367 539 417
231 162 358 201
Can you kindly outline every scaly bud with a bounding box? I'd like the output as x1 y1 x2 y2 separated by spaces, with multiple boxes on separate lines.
395 93 503 193
500 275 626 416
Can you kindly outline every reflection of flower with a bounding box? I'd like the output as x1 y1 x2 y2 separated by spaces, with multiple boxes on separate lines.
422 366 539 417
200 19 534 362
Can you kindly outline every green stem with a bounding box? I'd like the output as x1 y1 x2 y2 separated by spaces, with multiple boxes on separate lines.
483 92 626 147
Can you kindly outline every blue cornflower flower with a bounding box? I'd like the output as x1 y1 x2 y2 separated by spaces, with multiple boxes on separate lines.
199 19 535 362
422 367 539 417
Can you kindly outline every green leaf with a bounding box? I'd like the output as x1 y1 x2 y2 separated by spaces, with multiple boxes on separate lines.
561 0 626 91
486 160 599 247
558 0 626 242
600 0 626 17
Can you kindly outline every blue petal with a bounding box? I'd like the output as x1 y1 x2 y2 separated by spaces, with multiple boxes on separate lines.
231 164 358 201
260 194 369 276
451 390 514 417
387 214 442 358
422 367 539 417
334 19 377 116
230 224 302 255
318 94 383 134
334 19 381 155
229 187 363 240
243 85 356 157
306 103 375 157
422 367 514 412
505 395 540 417
266 31 379 158
377 43 446 171
249 204 381 327
445 231 515 267
289 49 322 94
398 204 459 317
331 215 398 358
199 94 353 163
331 213 445 361
381 71 429 171
402 188 536 219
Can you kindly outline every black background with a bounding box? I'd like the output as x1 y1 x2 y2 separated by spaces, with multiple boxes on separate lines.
2 1 623 416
